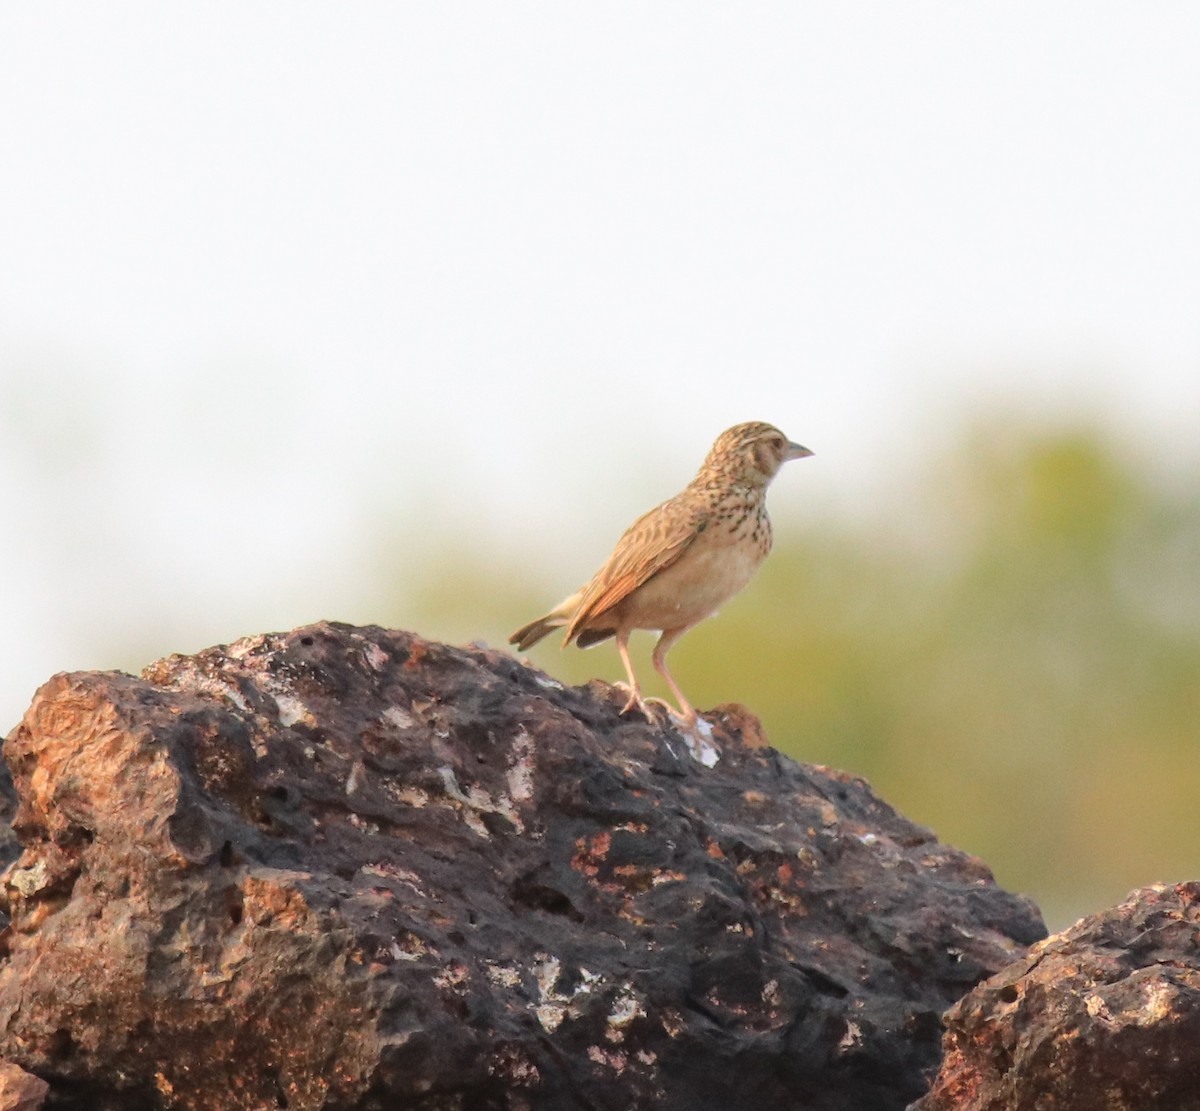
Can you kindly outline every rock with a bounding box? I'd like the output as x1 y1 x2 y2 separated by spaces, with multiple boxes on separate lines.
913 881 1200 1111
0 622 1043 1110
0 1061 49 1111
0 764 20 883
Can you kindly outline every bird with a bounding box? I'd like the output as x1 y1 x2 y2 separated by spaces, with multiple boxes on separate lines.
509 421 812 726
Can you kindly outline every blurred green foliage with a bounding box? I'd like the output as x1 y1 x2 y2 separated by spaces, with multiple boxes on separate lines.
397 422 1200 931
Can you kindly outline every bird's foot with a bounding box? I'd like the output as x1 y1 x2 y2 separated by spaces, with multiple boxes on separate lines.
613 685 674 725
639 696 678 724
612 681 641 715
611 685 719 761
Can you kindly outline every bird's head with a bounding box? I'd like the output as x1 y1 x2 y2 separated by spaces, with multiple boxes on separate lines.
702 421 813 487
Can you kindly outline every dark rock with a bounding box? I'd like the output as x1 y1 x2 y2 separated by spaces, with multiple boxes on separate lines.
0 622 1044 1110
0 764 20 880
913 881 1200 1111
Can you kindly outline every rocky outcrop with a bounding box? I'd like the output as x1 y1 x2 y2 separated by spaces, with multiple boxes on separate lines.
0 1061 49 1111
913 881 1200 1111
0 622 1044 1110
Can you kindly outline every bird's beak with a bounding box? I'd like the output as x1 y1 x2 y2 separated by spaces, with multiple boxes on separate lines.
786 442 814 461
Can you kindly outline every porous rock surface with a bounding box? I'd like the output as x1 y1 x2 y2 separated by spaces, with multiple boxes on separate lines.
0 622 1044 1110
913 881 1200 1111
0 1059 50 1111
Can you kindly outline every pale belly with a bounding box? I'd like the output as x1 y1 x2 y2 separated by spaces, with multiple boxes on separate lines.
612 528 768 632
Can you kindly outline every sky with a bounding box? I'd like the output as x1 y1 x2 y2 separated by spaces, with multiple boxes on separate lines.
1 3 1199 734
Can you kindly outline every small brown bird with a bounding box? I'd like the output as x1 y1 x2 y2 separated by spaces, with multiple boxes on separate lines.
510 421 812 726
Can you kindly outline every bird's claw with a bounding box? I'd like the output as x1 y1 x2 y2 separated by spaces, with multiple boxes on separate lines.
612 681 640 715
639 696 678 724
611 684 699 729
612 684 669 723
610 684 718 763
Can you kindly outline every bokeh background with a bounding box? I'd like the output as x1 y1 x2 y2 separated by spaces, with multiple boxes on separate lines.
3 5 1198 930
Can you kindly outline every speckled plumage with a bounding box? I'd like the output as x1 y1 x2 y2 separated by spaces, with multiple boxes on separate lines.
510 421 812 725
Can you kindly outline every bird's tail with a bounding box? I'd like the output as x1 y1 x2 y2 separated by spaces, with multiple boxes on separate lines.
509 613 566 651
509 592 581 651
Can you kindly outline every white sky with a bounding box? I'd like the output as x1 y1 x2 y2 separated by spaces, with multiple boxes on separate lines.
1 4 1199 729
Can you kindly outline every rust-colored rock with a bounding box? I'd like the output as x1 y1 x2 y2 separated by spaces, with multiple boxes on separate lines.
0 622 1044 1110
0 1061 49 1111
913 881 1200 1111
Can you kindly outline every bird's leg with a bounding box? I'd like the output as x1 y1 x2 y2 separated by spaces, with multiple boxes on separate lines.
652 627 699 726
614 630 644 715
611 630 675 722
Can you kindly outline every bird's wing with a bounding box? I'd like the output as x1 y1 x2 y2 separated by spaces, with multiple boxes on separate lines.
564 494 708 642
